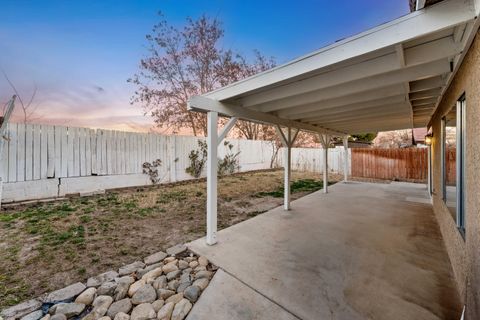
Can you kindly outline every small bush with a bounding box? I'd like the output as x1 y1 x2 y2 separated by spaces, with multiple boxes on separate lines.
142 159 163 184
185 140 241 178
186 140 207 178
218 141 240 176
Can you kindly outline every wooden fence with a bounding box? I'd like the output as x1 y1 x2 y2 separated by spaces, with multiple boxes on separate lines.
351 148 427 181
0 123 349 203
277 146 349 174
351 147 456 184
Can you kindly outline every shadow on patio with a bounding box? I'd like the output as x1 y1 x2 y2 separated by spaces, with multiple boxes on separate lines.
187 181 461 320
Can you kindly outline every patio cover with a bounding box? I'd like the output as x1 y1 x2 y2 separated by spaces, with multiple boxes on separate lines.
188 0 479 134
187 0 480 245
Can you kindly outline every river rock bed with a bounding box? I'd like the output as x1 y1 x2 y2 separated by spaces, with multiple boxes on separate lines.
1 245 216 320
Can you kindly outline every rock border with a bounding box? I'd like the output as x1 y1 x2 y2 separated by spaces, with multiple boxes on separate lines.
1 244 217 320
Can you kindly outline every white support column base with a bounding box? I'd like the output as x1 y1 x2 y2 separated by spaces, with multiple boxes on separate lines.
206 111 219 245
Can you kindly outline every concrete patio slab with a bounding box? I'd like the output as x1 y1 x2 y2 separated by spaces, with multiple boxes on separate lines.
187 269 299 320
188 181 461 320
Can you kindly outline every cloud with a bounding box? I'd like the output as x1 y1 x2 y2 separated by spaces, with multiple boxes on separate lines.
1 79 156 132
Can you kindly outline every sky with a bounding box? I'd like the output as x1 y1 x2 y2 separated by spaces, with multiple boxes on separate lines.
0 0 410 132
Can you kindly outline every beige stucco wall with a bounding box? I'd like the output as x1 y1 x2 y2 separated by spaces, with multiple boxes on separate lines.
430 30 480 319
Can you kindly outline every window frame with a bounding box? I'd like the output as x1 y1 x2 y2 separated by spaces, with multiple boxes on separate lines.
456 95 466 233
441 116 447 201
441 95 466 236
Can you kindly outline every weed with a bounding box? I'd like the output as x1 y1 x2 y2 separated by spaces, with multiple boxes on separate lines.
136 208 153 217
124 200 138 210
157 191 187 204
79 215 92 223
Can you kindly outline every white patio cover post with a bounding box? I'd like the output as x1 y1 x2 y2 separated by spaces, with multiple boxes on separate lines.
206 111 218 245
276 126 299 210
320 134 330 194
343 135 349 182
205 113 238 246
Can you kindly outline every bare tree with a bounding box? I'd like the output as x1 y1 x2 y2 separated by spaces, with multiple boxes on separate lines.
1 70 42 123
129 13 275 136
374 130 412 148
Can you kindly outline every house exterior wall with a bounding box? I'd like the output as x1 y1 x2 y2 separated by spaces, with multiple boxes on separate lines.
430 30 480 319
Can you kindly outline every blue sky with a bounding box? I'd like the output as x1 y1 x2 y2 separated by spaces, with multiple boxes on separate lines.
0 0 409 131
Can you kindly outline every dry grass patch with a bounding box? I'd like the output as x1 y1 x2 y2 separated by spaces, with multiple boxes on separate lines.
0 170 340 309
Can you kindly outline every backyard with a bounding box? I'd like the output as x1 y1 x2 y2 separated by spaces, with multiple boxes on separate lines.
0 169 339 309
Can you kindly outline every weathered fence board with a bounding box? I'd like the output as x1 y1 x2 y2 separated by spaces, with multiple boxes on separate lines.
350 148 447 183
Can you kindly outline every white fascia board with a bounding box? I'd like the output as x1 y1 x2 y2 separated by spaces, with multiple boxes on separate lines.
204 0 475 101
416 0 427 10
187 96 345 136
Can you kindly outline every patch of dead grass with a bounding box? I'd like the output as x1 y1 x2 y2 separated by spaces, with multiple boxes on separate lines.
0 169 340 309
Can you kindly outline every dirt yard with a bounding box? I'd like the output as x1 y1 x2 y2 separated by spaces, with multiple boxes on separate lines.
0 170 340 309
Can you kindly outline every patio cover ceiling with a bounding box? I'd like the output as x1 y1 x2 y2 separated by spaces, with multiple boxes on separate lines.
188 0 479 136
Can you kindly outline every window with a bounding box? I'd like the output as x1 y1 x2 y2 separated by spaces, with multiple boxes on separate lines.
456 96 466 231
441 96 466 233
